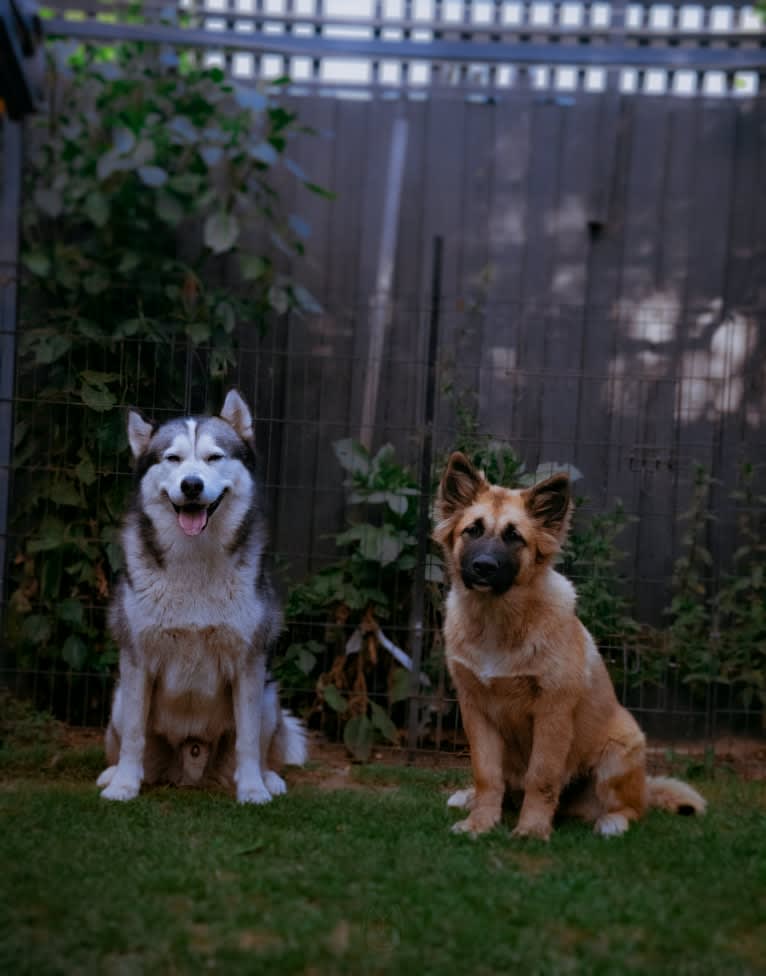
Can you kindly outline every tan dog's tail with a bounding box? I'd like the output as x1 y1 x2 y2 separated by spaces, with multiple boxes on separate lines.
647 776 706 816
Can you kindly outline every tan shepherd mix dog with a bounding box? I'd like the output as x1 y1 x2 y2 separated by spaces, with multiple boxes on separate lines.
434 452 706 840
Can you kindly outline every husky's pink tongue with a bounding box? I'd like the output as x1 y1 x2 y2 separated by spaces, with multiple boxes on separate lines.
178 509 208 536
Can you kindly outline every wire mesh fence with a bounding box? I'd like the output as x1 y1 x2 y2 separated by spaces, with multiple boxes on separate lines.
3 290 765 756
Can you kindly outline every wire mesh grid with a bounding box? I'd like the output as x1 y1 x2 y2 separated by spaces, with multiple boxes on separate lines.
3 288 765 762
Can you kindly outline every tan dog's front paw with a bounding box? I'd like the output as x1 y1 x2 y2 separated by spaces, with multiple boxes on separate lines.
450 809 501 836
511 819 552 842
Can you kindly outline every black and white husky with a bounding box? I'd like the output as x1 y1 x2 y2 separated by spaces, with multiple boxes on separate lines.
97 390 306 803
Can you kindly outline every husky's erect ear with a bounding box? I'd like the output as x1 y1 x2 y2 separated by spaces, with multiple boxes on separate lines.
523 473 572 549
437 452 486 519
220 389 254 442
127 410 154 459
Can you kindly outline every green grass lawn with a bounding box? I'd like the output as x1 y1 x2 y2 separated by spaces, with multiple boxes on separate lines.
1 737 765 976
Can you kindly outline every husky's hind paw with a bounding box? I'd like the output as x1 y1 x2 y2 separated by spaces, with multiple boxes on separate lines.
447 787 475 810
264 770 287 796
100 772 141 802
97 765 117 788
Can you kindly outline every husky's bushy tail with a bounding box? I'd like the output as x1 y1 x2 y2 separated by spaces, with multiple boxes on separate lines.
272 709 308 767
647 776 706 816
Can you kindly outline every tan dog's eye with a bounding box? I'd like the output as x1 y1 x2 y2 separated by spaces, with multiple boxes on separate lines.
463 520 484 539
502 524 523 544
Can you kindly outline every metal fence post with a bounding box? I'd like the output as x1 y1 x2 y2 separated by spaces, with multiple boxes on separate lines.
0 116 23 645
407 235 443 760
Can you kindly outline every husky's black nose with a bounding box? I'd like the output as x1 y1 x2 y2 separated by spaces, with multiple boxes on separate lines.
471 554 499 579
180 475 204 500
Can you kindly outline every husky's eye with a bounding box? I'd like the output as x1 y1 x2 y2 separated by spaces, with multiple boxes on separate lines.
165 454 181 464
206 453 224 464
463 520 484 539
502 524 523 544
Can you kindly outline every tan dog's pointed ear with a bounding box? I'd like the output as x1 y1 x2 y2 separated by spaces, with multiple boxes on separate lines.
220 389 254 442
127 410 154 459
524 473 572 540
437 452 485 519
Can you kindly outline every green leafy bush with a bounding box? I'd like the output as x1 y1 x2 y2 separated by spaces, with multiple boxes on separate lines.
667 464 766 714
7 39 325 687
280 440 432 760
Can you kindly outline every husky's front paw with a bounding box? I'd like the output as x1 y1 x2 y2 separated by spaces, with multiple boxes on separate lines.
97 765 117 788
235 762 272 805
237 781 272 805
447 787 475 810
264 770 287 796
100 769 141 802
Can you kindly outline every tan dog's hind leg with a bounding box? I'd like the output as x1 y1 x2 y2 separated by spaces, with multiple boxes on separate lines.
592 727 648 838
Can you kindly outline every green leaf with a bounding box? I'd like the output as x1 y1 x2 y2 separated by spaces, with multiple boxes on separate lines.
295 646 317 675
235 86 268 112
50 479 81 506
333 439 370 477
293 284 322 315
21 614 53 646
79 384 117 412
288 214 311 239
84 192 109 227
186 321 212 345
216 301 236 334
112 126 136 156
84 272 109 295
80 370 119 387
62 634 88 670
156 191 185 225
389 667 411 704
385 492 410 516
322 684 348 713
34 335 72 365
304 181 336 200
249 141 279 166
23 251 51 276
240 254 267 281
369 701 399 744
138 165 168 187
343 714 374 762
336 525 412 567
28 516 68 553
169 172 202 194
13 419 29 448
199 145 223 167
57 598 84 627
35 187 63 218
204 212 240 254
267 285 289 316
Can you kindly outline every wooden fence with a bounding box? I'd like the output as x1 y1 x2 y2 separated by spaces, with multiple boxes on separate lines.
249 89 766 629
